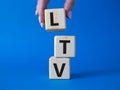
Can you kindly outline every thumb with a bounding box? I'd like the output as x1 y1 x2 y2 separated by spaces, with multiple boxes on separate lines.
64 0 75 19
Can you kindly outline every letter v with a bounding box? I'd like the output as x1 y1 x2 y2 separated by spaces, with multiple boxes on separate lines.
53 63 66 77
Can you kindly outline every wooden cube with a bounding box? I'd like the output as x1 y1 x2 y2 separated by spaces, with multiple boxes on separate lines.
45 8 66 31
54 36 75 57
49 56 70 79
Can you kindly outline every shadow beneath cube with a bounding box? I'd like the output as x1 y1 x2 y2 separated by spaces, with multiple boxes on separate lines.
71 69 120 79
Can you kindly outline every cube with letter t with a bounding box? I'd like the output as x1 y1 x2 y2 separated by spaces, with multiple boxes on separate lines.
45 8 66 31
54 36 75 57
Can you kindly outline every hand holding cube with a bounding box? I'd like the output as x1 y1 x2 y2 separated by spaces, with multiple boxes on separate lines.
35 0 75 27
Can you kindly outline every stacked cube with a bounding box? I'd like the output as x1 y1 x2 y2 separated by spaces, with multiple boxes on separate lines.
44 8 75 79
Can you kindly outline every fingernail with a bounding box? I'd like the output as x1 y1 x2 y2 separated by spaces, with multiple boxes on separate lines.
38 16 44 28
35 10 37 15
40 23 44 28
68 11 72 19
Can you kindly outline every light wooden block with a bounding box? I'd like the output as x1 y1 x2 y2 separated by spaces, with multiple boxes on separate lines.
54 36 75 57
45 8 66 31
49 56 70 79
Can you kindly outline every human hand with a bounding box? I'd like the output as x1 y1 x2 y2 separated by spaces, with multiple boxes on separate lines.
35 0 75 27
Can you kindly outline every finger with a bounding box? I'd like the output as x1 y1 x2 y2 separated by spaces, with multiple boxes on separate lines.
64 0 75 18
36 0 49 27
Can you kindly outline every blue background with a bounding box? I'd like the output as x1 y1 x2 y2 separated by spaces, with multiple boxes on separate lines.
0 0 120 90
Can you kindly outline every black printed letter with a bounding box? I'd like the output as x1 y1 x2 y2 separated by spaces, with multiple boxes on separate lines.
50 12 59 26
53 63 66 77
59 40 70 54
